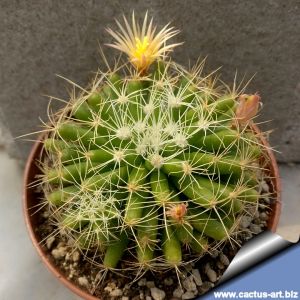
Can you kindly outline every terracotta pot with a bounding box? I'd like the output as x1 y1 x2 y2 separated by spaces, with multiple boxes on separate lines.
23 126 281 300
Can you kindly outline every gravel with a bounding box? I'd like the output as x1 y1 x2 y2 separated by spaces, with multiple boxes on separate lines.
250 223 263 234
173 287 184 298
191 269 202 286
150 287 166 300
182 276 197 292
240 215 253 229
182 291 197 299
219 253 230 266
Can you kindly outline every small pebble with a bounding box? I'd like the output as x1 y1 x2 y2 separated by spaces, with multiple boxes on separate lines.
104 282 116 293
51 246 67 259
138 278 147 286
173 286 184 298
240 215 252 229
260 212 269 221
146 281 155 288
110 288 123 297
150 287 166 300
205 264 217 283
78 276 89 288
192 269 202 286
219 253 230 266
140 291 145 299
182 291 196 300
122 297 130 300
146 297 152 300
261 181 269 193
216 261 225 270
209 249 219 258
260 222 267 228
163 277 174 286
182 275 197 292
199 281 214 293
46 236 55 249
104 286 113 293
250 224 262 234
65 252 71 261
72 251 80 262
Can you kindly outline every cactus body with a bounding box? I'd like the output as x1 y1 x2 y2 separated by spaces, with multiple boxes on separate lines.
41 57 265 272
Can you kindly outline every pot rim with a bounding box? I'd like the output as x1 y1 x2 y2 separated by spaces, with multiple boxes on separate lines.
23 125 281 300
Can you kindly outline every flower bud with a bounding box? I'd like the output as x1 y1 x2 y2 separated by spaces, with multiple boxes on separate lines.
235 93 261 125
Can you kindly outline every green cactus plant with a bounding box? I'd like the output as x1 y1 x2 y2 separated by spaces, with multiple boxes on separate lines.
39 13 268 276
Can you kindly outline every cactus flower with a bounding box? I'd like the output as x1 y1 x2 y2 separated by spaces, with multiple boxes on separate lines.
106 12 181 72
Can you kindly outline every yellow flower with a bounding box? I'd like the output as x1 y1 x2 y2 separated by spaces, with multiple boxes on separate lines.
106 12 181 73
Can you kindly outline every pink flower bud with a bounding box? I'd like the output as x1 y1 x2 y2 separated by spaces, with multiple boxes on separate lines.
167 203 188 224
235 93 261 125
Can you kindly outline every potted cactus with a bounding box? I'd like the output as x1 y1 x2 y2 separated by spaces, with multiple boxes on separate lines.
24 12 280 300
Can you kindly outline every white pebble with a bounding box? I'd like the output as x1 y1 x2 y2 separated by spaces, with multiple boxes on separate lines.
46 236 55 249
110 288 123 297
150 287 166 300
182 291 197 300
182 275 197 292
173 286 184 298
72 251 80 262
192 269 202 286
205 264 217 283
51 246 67 259
207 269 217 282
78 276 89 288
104 286 113 293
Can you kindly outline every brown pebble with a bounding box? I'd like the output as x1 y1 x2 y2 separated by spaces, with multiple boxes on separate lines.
146 281 155 288
216 261 225 270
199 281 214 293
